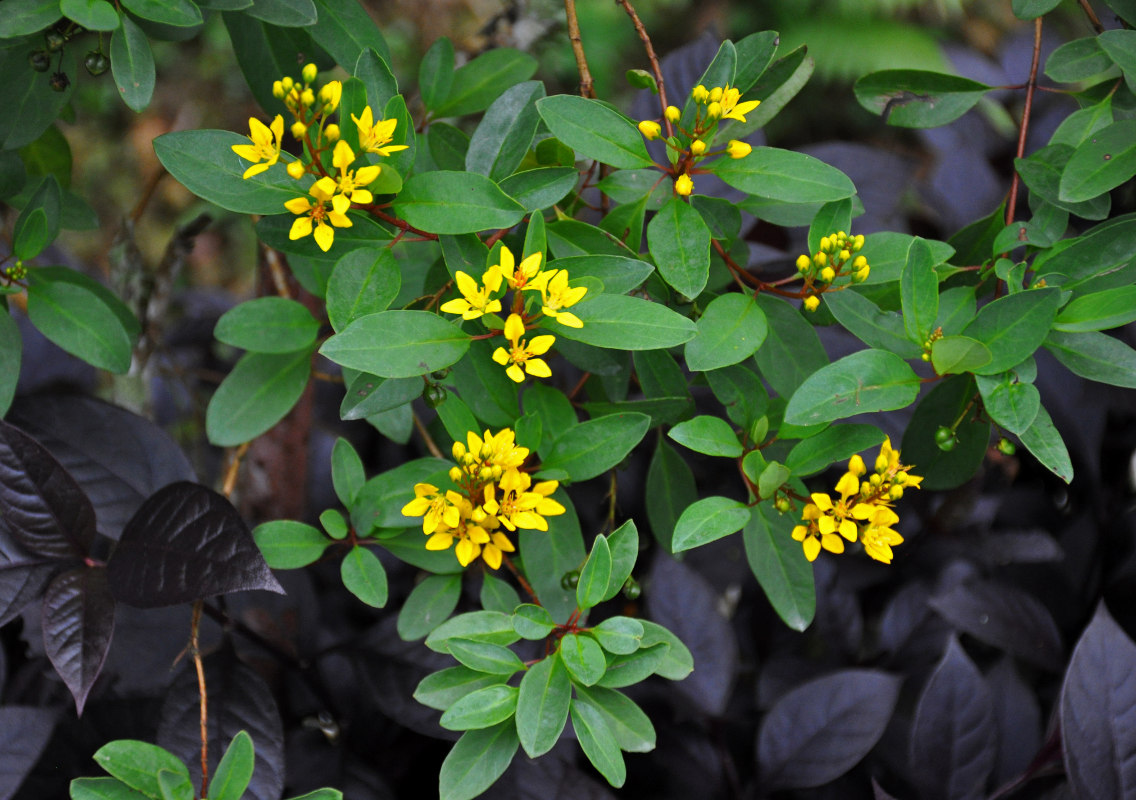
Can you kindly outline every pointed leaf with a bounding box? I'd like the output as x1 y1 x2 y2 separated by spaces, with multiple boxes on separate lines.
539 413 650 482
571 699 626 787
602 519 638 602
214 297 319 354
438 721 519 800
340 544 388 608
43 567 115 714
854 70 990 128
536 95 653 169
398 573 462 641
391 171 525 234
784 349 920 426
207 731 255 800
573 685 655 753
559 633 606 686
671 496 750 552
685 293 769 371
439 685 519 731
743 504 815 631
320 310 471 378
94 740 190 798
205 348 312 447
647 197 711 299
516 654 571 757
577 535 612 611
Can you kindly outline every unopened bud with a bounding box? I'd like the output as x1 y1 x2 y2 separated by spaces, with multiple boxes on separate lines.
272 80 285 98
796 254 811 273
286 160 305 180
291 121 308 139
302 62 318 84
708 86 723 103
324 124 340 141
819 267 835 283
637 119 662 140
690 139 706 155
706 101 722 119
803 295 820 313
665 105 681 122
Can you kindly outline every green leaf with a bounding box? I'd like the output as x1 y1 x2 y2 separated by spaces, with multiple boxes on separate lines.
1051 98 1114 149
0 310 21 417
110 13 156 112
536 95 654 169
596 643 670 688
0 0 61 36
576 534 612 611
26 267 136 374
157 770 194 800
70 777 152 799
785 424 886 478
603 520 638 602
207 731 254 800
671 496 751 552
326 248 400 333
426 610 520 654
205 348 311 446
513 604 555 639
559 633 607 686
419 37 454 111
684 292 768 371
1019 405 1073 483
341 545 388 607
823 290 921 359
1045 36 1117 83
1032 213 1136 288
668 415 742 458
1059 120 1136 203
438 721 519 800
498 167 578 213
590 617 644 656
931 335 993 375
0 40 74 150
975 374 1040 435
573 685 656 753
320 310 471 378
754 294 829 398
550 255 653 297
645 439 696 552
960 288 1060 374
392 171 525 234
252 520 329 568
853 70 990 127
436 48 539 117
466 81 545 181
637 620 693 680
546 295 696 350
60 0 120 31
807 199 853 255
518 494 584 621
900 237 939 343
310 0 390 71
214 297 319 354
13 174 60 260
439 685 518 731
1054 286 1136 331
330 437 364 507
1099 29 1136 94
93 740 190 799
647 197 711 298
784 349 920 426
757 461 790 500
340 374 419 421
285 791 344 800
516 654 571 757
861 232 955 284
414 666 507 710
571 699 626 787
1045 329 1136 389
1012 0 1062 18
398 573 461 641
714 147 855 202
743 504 815 631
245 0 317 26
449 639 525 676
121 0 202 26
901 375 990 491
540 413 650 482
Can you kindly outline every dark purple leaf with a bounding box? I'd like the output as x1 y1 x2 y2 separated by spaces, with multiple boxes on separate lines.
0 706 58 800
0 524 60 626
757 669 902 789
909 637 996 800
0 418 96 560
928 579 1064 671
872 777 901 800
484 751 617 800
644 552 737 716
107 482 283 608
987 657 1041 786
158 648 284 800
42 566 116 715
877 582 951 668
1060 602 1136 800
8 394 196 541
973 530 1064 566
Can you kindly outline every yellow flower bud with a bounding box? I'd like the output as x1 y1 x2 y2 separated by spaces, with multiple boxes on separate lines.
706 101 722 119
480 444 493 460
875 453 889 473
281 76 294 92
853 255 868 270
453 442 466 459
889 485 904 500
665 105 681 122
922 352 931 361
870 473 882 486
301 88 315 107
796 254 811 273
814 251 827 267
674 173 694 196
272 80 284 99
856 267 870 282
819 266 835 283
853 234 865 251
291 121 308 139
820 236 832 253
895 471 908 485
726 139 751 159
708 86 723 103
690 139 706 155
638 119 662 140
325 124 340 141
448 466 462 482
803 295 820 313
848 454 866 476
286 160 305 179
839 249 851 261
692 84 709 103
302 62 318 84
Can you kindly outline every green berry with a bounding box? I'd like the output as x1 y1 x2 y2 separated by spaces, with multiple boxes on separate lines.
996 437 1016 456
44 30 66 52
84 51 109 76
422 384 446 408
28 50 51 72
622 576 641 600
560 570 580 590
934 426 957 452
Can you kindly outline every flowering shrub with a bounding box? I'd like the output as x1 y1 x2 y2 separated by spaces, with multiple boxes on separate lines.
2 1 1136 799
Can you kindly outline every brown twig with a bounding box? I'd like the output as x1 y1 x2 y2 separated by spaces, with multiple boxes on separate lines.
615 0 673 136
130 166 167 223
221 442 251 497
563 0 596 98
412 410 446 458
1006 17 1043 229
190 601 210 798
503 554 541 604
1077 0 1105 33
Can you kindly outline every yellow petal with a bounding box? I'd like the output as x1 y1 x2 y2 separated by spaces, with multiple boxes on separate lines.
803 536 821 561
505 364 525 383
524 358 552 378
284 196 312 215
455 538 478 567
333 139 356 171
270 114 284 140
440 298 471 315
289 216 313 240
810 493 833 511
313 222 334 252
527 335 556 355
482 543 502 570
331 193 351 216
550 310 583 328
490 532 515 553
504 313 525 342
232 144 259 161
821 533 845 554
425 532 454 551
355 165 381 185
350 189 374 206
248 117 271 144
242 162 270 179
491 346 510 365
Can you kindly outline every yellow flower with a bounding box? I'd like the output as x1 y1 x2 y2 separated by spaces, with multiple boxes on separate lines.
860 506 903 564
665 105 681 122
232 115 284 179
423 494 515 569
482 469 564 531
458 428 530 474
283 180 352 252
329 140 381 207
718 84 760 123
319 80 342 112
492 314 555 383
488 245 543 292
638 120 661 140
674 173 694 196
531 269 587 328
439 269 503 320
726 139 751 159
301 62 318 84
690 140 707 155
351 106 409 157
401 483 461 534
803 295 820 312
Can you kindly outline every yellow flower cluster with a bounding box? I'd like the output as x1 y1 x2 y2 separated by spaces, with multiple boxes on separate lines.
791 438 922 564
795 230 869 312
439 244 587 384
401 428 565 569
636 83 758 197
230 63 407 252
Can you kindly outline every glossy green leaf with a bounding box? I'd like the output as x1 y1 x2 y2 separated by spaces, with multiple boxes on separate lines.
1032 213 1136 287
685 293 769 371
310 0 390 71
516 654 571 757
419 36 454 111
1051 98 1114 149
340 374 419 421
60 0 120 31
0 0 61 36
392 171 525 234
498 167 579 213
1045 329 1136 389
900 375 990 491
214 297 319 353
571 699 626 787
960 288 1060 374
785 424 886 478
577 535 612 611
513 604 555 639
329 438 364 507
637 620 693 680
252 520 329 568
466 81 545 180
435 48 538 117
823 290 921 359
93 740 190 799
69 778 151 799
438 721 519 800
559 633 607 686
414 666 507 711
784 349 920 426
326 247 400 332
860 232 955 284
26 267 136 374
205 348 311 446
901 237 939 343
158 770 194 800
573 685 656 753
13 174 60 260
341 545 388 608
398 573 462 641
0 40 74 150
449 640 525 676
545 295 696 350
320 310 470 378
207 731 254 800
976 374 1040 435
518 494 584 622
667 415 742 458
590 617 644 656
647 197 711 298
443 340 520 427
536 95 653 169
244 0 317 26
439 685 518 731
744 504 815 631
603 520 638 602
715 146 855 202
1054 286 1136 331
540 413 650 482
729 45 813 139
931 335 993 375
1059 120 1136 203
110 13 156 111
596 643 670 689
1019 405 1073 483
1012 0 1062 18
121 0 202 26
1099 29 1136 93
754 294 829 398
0 311 21 417
671 496 751 552
426 610 520 654
1045 36 1117 83
548 255 652 297
854 70 990 127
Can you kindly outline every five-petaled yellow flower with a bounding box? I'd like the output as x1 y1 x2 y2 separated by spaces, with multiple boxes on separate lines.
328 140 381 207
531 269 587 328
284 180 352 252
352 106 409 157
492 313 555 383
401 484 460 534
232 115 284 179
482 469 564 531
488 245 544 291
717 84 760 123
439 269 503 320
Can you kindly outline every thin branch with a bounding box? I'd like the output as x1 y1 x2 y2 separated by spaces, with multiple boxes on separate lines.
412 410 445 459
130 167 167 223
563 0 596 98
221 442 251 498
1006 17 1044 229
1077 0 1105 33
615 0 673 136
190 601 210 798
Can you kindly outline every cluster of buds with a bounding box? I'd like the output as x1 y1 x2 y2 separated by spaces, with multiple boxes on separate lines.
439 243 587 384
920 327 945 362
795 230 869 312
636 83 758 197
3 262 28 282
791 438 922 564
231 64 407 251
401 428 565 569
